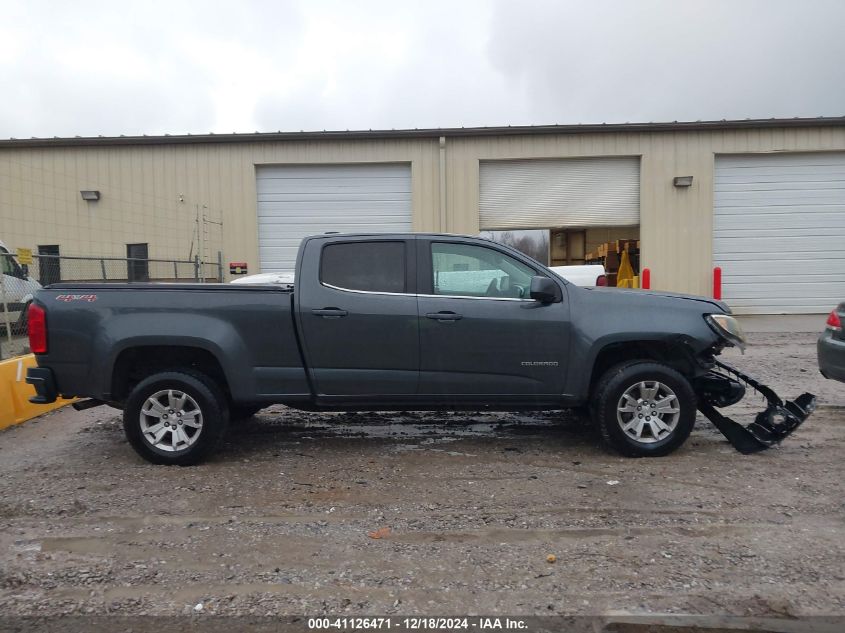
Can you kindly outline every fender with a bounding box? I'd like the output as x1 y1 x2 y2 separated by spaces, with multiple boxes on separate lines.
90 313 251 401
567 332 711 400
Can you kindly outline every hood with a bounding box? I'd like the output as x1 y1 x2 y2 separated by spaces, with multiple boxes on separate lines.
584 286 730 312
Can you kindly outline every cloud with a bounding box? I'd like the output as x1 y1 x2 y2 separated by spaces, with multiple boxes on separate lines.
485 0 845 123
0 0 842 138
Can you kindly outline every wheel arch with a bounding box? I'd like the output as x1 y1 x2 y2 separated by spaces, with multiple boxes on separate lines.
586 336 702 398
110 344 229 403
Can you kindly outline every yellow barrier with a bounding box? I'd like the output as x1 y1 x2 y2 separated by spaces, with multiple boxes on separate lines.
0 354 74 430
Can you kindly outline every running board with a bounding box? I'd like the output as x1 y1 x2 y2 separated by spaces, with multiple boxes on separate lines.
697 359 816 454
71 399 107 411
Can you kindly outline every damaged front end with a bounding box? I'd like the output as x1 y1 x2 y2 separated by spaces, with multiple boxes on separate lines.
696 358 816 454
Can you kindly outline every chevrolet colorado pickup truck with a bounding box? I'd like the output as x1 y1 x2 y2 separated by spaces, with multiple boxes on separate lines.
26 233 815 465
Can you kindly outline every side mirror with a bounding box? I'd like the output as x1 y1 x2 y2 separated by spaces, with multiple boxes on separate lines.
529 276 559 303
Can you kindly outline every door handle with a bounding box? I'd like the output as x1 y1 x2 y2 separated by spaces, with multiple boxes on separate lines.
425 311 463 321
312 308 348 318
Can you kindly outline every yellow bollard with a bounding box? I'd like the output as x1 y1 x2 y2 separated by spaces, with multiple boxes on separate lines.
0 355 74 430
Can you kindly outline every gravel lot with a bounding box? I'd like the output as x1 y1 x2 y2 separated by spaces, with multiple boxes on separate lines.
0 331 842 625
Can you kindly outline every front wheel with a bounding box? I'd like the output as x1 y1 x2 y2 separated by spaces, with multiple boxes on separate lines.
591 361 696 457
123 370 229 465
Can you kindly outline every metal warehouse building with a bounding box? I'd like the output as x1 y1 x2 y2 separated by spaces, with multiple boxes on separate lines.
1 117 844 314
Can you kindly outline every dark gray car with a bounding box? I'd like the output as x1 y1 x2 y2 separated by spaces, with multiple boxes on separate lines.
818 302 845 382
26 233 816 465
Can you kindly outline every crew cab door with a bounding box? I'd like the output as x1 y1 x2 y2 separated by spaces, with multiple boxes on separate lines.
416 238 570 401
297 237 419 399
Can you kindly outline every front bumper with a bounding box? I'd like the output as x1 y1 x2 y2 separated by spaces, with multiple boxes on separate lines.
697 359 816 454
818 330 845 382
26 367 59 404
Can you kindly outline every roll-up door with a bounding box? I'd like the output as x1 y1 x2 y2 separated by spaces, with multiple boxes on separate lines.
479 157 640 229
256 163 412 272
714 153 845 314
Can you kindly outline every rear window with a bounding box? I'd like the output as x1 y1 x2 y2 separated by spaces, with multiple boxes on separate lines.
320 241 406 293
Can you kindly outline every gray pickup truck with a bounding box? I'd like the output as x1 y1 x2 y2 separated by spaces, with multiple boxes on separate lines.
26 233 815 465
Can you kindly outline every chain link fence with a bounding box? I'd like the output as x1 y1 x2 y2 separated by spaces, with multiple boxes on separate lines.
1 252 223 359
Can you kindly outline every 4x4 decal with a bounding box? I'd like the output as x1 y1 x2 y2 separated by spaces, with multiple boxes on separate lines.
55 294 98 302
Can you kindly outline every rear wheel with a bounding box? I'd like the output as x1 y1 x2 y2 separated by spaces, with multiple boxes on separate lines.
123 370 228 465
591 361 696 457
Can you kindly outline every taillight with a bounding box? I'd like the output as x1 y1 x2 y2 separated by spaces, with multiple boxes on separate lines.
596 275 608 287
826 309 842 331
28 303 47 354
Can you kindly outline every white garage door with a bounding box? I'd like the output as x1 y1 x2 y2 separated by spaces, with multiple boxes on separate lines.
256 163 412 272
479 157 640 229
714 153 845 314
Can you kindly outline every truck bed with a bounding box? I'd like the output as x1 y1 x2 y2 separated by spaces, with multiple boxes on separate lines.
36 282 307 403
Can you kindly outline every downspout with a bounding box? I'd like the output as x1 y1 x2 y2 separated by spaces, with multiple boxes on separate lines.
438 136 447 232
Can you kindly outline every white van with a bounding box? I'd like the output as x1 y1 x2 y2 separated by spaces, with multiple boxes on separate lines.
0 240 42 333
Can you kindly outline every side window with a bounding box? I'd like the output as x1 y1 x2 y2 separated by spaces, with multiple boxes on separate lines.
0 247 20 277
321 241 406 293
0 247 12 275
431 242 536 298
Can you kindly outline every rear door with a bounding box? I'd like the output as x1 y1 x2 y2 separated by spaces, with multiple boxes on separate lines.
416 238 570 401
297 237 419 399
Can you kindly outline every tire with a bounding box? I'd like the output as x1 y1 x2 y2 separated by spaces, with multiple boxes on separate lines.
591 361 696 457
230 405 263 422
122 369 229 465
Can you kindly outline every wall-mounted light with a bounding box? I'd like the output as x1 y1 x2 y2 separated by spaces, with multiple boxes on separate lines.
673 176 693 187
80 190 100 201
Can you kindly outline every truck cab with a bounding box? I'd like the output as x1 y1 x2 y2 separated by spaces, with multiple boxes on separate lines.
0 240 42 334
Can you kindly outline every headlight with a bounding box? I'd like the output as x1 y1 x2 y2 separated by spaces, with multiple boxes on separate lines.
705 314 747 351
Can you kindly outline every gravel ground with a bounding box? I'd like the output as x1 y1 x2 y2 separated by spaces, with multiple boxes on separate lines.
0 331 842 625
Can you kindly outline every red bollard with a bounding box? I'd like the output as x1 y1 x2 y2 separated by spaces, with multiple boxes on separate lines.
641 268 651 290
713 266 722 300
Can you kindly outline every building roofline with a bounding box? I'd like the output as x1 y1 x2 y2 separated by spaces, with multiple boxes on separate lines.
2 116 844 149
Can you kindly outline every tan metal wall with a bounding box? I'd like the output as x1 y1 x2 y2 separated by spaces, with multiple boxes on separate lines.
0 138 441 270
2 126 844 295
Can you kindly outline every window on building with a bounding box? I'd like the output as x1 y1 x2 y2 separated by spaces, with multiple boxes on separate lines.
431 242 536 298
320 241 406 293
37 245 61 286
127 243 149 282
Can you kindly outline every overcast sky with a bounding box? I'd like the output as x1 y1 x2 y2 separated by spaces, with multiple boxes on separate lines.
2 0 844 138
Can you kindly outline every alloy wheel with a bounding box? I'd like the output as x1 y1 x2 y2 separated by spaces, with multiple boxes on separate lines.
139 389 203 452
616 380 681 444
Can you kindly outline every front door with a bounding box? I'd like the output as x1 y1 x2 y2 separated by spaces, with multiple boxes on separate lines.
297 238 419 399
417 239 570 402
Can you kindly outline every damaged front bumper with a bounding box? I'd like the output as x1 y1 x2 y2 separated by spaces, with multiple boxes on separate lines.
696 359 816 454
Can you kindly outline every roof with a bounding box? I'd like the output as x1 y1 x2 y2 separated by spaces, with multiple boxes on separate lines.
1 116 844 149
